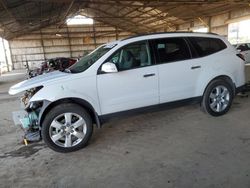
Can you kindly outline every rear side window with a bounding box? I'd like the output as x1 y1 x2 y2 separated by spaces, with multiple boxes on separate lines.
188 37 227 57
152 38 191 64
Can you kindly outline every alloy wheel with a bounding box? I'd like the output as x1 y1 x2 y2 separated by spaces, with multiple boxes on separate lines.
209 85 230 112
49 113 87 148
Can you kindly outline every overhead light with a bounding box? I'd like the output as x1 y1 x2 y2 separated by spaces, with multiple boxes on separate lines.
55 34 62 37
67 15 93 25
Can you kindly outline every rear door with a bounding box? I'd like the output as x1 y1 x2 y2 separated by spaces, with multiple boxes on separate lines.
151 37 201 103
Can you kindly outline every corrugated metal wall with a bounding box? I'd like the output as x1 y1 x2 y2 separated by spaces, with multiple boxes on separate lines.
178 8 250 37
9 22 132 69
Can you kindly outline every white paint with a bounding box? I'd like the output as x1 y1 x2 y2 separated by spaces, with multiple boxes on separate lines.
9 33 245 116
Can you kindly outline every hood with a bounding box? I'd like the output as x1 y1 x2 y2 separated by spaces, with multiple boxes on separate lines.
9 71 69 95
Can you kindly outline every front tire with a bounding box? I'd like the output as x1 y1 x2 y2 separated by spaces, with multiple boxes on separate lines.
42 103 93 153
201 79 234 116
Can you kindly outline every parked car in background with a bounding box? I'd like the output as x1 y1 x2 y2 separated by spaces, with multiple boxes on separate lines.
233 43 250 64
28 57 77 78
9 32 245 153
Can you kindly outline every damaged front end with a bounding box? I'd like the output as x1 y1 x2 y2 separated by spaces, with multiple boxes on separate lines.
13 87 43 142
9 70 70 144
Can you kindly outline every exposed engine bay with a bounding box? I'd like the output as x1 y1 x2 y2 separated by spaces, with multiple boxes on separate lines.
13 87 43 143
21 88 39 106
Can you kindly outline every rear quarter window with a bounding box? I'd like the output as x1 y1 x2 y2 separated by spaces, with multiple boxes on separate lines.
188 37 227 57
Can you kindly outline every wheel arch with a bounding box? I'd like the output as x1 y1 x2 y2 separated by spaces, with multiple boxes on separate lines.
202 75 236 97
39 97 101 128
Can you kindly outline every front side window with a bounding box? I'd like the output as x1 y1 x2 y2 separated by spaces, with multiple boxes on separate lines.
69 44 116 73
152 38 191 64
188 37 227 57
107 41 152 71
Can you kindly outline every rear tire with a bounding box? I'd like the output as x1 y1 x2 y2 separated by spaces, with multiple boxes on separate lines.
42 103 93 153
201 79 234 116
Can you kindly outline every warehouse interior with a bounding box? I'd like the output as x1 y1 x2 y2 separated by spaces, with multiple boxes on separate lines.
1 1 250 187
0 1 250 70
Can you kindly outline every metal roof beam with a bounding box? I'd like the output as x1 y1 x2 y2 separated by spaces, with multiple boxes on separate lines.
86 6 154 33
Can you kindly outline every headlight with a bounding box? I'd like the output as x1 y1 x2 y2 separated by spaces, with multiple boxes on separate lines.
21 86 43 108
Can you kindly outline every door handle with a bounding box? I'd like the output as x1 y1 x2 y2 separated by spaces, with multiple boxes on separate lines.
143 73 155 78
191 66 201 70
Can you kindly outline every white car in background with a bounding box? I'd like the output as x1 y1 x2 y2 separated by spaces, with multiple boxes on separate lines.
9 32 245 153
234 43 250 64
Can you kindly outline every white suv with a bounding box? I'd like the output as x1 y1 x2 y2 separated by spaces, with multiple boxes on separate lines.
9 32 245 152
234 43 250 64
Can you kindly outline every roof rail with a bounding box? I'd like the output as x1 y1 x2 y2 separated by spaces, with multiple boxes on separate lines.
121 31 218 41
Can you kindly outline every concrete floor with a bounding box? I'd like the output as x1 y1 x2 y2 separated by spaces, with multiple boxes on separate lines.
0 70 250 188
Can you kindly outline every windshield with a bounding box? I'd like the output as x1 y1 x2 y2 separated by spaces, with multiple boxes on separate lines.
69 44 116 73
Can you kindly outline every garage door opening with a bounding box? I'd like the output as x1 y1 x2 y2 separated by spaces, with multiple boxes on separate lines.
0 38 12 73
228 19 250 44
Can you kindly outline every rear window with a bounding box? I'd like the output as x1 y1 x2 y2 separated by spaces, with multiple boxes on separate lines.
188 37 227 57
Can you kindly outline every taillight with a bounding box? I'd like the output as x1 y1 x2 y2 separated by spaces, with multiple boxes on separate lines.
237 53 245 61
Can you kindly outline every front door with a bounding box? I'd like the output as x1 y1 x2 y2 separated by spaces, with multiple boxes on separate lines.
97 41 159 115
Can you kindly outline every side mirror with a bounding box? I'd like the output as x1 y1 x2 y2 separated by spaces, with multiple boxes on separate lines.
101 62 118 73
